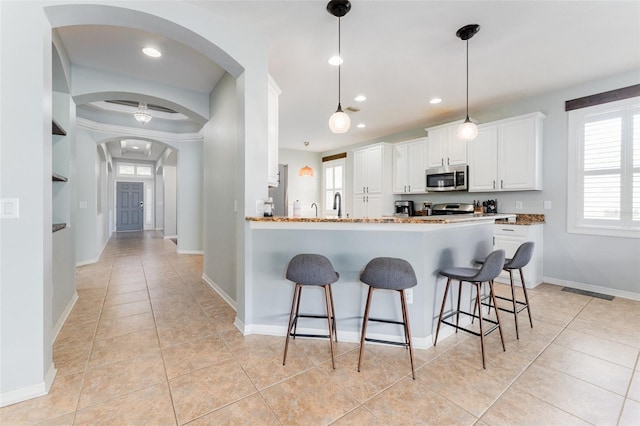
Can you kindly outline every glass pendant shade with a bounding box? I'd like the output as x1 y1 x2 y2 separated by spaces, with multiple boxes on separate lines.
134 102 152 124
299 165 315 176
329 108 351 133
456 117 478 141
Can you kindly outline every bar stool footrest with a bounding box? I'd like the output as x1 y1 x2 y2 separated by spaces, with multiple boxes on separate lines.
440 310 500 337
480 294 529 314
364 337 409 348
290 313 336 340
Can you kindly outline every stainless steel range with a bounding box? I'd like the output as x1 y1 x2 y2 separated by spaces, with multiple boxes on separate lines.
431 203 474 215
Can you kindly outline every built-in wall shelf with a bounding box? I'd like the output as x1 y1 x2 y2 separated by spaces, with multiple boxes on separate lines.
52 119 67 136
52 173 68 182
52 223 67 233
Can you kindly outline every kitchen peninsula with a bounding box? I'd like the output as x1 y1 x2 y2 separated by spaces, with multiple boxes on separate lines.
241 214 515 347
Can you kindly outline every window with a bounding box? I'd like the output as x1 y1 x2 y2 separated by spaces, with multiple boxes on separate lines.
323 159 345 217
117 163 154 177
568 96 640 238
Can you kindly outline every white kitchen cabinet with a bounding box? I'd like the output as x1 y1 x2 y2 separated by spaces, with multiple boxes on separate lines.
493 223 543 288
425 123 467 168
352 143 393 218
393 137 427 194
267 75 281 187
468 112 545 192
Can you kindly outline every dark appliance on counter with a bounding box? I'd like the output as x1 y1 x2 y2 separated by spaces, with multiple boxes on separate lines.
431 203 474 215
394 200 414 217
425 164 468 192
483 199 498 213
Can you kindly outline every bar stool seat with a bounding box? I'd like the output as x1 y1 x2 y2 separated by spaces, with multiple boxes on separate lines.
283 254 340 368
358 257 417 379
476 242 535 339
434 249 506 369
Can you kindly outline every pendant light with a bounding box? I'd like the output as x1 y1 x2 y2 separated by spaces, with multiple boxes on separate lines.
134 102 152 124
455 24 480 142
299 142 315 176
327 0 351 134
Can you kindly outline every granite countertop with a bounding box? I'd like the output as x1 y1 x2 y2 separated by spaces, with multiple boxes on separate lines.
246 213 517 225
495 213 545 225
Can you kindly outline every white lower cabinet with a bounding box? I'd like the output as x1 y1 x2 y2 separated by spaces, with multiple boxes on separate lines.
493 223 543 288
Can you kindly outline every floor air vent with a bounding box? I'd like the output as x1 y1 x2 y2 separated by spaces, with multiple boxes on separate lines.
562 287 614 300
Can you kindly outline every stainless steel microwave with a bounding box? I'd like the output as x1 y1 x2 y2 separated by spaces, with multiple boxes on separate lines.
425 165 468 192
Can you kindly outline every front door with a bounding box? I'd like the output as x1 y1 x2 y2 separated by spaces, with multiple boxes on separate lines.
116 182 143 232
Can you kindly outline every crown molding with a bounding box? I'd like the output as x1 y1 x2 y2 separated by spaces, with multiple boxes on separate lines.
76 117 203 143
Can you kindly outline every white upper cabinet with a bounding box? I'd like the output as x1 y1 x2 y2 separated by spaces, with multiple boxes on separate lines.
468 112 545 192
393 137 427 193
425 123 467 168
267 75 281 187
352 143 393 218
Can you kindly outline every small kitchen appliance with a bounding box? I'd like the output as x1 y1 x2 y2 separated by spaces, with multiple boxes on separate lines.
394 200 414 217
431 202 474 215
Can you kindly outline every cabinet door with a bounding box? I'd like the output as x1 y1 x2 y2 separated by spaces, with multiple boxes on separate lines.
352 194 367 218
499 117 538 190
447 125 468 165
366 145 384 193
426 128 446 168
366 194 382 218
392 143 409 193
468 125 499 192
353 148 367 194
407 139 426 193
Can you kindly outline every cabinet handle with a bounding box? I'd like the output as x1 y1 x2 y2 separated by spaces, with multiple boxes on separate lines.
408 185 411 192
447 157 450 165
441 158 444 166
363 186 366 193
501 180 504 189
404 185 406 192
493 236 495 246
501 228 515 232
363 196 365 202
493 180 496 189
366 196 369 202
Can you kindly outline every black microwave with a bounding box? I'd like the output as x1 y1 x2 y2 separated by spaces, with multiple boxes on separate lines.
425 165 468 192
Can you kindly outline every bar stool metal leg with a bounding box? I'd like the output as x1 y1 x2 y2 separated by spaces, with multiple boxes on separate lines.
434 277 452 346
489 280 506 352
328 284 338 342
509 270 520 339
520 268 534 328
357 287 374 373
400 289 416 379
283 283 301 365
475 282 487 368
323 284 336 369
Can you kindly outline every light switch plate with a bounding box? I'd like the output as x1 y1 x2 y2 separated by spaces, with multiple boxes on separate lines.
1 198 19 218
515 201 523 210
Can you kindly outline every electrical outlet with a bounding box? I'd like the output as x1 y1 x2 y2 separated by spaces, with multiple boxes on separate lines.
515 201 523 210
544 200 552 210
405 288 413 304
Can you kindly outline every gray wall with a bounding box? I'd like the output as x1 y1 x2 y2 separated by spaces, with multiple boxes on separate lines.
163 165 177 238
176 143 204 253
203 73 238 301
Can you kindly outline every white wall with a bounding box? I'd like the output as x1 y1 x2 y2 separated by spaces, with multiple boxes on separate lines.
203 73 238 301
278 148 322 217
163 165 177 238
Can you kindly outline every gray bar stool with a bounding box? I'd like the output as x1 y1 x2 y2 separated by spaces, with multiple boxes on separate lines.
358 257 417 379
476 241 535 339
283 253 340 368
434 249 506 369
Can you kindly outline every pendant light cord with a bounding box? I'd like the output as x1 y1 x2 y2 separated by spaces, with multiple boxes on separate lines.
337 16 342 109
465 39 469 120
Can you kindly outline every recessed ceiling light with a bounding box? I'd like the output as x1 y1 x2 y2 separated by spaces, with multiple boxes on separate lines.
132 146 140 150
357 123 366 128
354 95 367 102
142 47 162 58
430 98 442 104
328 56 343 66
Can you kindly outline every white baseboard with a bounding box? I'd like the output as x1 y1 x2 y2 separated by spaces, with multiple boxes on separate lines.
177 250 203 255
52 292 79 342
543 277 640 301
163 235 177 240
76 257 99 267
0 363 57 408
233 317 245 334
201 274 237 311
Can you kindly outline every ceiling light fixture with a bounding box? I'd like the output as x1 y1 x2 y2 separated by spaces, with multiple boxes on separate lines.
134 102 152 124
327 0 351 134
142 47 161 58
430 98 442 104
357 123 366 128
299 142 315 176
455 24 480 142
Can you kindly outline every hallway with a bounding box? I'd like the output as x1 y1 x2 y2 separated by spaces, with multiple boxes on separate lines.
1 231 639 425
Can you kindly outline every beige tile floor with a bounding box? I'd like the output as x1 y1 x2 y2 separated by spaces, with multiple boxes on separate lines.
1 231 639 425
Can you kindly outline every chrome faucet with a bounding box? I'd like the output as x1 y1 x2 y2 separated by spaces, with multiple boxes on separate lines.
311 202 318 218
333 192 342 218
